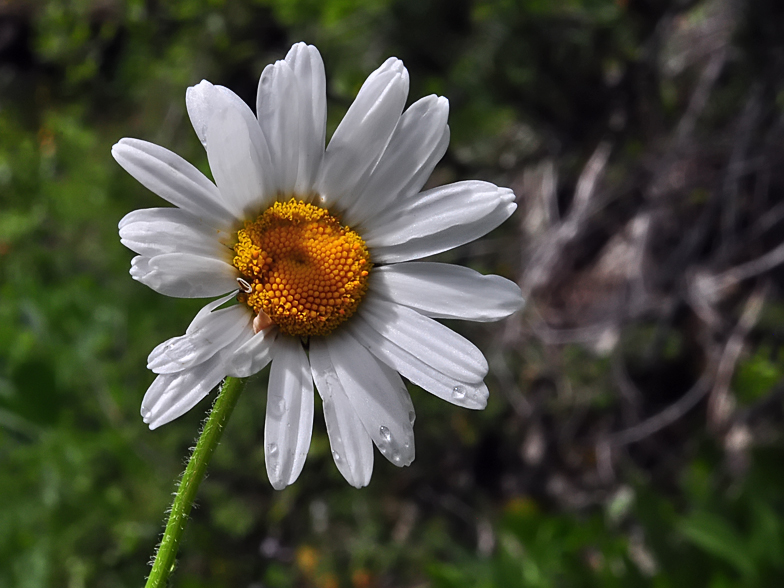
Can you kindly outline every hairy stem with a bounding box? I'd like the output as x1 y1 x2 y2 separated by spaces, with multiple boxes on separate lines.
144 376 246 588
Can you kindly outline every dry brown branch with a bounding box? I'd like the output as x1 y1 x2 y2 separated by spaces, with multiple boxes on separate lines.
607 369 713 447
754 200 784 235
720 86 762 257
707 285 768 431
690 241 784 311
571 142 612 223
604 286 766 450
488 341 532 419
519 158 558 240
493 0 780 510
612 351 643 425
521 142 612 297
649 45 729 200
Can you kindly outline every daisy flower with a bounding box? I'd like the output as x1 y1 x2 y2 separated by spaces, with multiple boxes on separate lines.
114 42 523 489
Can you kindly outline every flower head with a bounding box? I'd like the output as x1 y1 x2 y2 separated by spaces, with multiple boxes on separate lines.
114 43 523 489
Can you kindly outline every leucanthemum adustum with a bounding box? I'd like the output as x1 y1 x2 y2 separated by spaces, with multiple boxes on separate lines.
114 42 523 489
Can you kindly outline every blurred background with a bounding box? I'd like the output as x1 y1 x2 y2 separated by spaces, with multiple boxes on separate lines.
3 0 784 586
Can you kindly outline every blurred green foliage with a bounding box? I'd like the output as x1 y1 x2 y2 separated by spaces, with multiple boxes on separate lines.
2 0 784 587
428 448 784 588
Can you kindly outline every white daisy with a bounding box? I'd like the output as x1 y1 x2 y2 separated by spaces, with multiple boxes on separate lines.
114 42 523 489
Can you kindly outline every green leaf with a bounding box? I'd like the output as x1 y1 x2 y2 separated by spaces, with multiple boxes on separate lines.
676 511 757 580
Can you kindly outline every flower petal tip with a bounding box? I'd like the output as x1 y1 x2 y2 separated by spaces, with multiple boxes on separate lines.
347 476 371 489
268 477 289 491
498 186 516 202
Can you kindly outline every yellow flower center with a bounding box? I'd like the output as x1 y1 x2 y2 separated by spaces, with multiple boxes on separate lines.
232 198 371 337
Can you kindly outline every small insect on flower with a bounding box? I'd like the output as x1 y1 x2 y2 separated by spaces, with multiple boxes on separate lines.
236 277 253 293
114 42 524 489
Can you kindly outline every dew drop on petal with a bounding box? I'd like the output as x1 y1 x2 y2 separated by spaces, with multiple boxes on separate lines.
379 425 392 442
332 450 341 462
452 386 466 400
267 443 278 456
408 411 416 424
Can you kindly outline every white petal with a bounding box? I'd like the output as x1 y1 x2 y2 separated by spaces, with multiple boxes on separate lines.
148 305 251 374
129 255 151 279
310 338 374 487
372 263 524 322
141 325 252 429
265 336 314 490
141 362 224 429
130 253 237 298
119 207 231 260
205 106 272 219
187 80 275 208
344 95 449 228
226 326 278 378
112 138 235 229
365 182 517 263
282 42 326 194
185 290 240 332
322 330 415 467
257 60 300 195
366 126 450 224
147 290 236 371
187 80 267 157
349 309 489 410
257 43 327 197
315 58 409 211
359 294 488 383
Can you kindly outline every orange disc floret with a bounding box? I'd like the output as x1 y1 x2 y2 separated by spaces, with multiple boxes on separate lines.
233 198 372 337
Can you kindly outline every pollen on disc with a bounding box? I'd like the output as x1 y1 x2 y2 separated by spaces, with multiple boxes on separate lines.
232 198 372 337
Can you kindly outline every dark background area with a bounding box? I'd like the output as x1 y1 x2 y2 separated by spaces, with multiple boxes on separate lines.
3 0 784 586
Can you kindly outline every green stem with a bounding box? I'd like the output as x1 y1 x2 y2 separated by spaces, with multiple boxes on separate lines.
144 376 246 588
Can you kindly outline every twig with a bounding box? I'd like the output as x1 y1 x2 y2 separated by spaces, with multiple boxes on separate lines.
571 142 612 223
720 86 762 260
707 285 767 430
608 369 713 447
648 46 729 200
673 47 729 151
612 351 643 426
488 340 532 419
753 199 784 236
608 286 766 447
522 142 612 296
699 241 784 298
529 315 617 346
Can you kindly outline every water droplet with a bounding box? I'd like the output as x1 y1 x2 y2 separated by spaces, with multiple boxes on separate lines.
452 386 466 400
332 450 341 462
267 443 278 455
408 411 416 424
392 454 402 465
379 425 392 442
